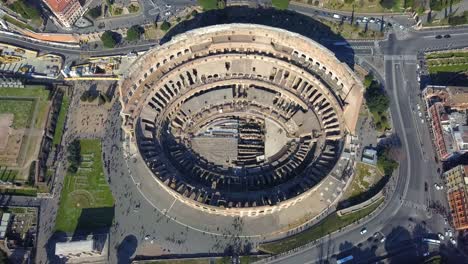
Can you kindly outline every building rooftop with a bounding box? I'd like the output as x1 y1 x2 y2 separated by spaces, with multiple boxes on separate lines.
55 240 94 256
43 0 75 13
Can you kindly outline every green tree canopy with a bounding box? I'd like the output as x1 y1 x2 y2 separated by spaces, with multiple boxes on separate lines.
365 80 390 114
272 0 290 10
380 0 397 9
100 30 119 48
126 25 144 41
160 21 171 31
197 0 219 10
87 6 102 19
377 148 398 176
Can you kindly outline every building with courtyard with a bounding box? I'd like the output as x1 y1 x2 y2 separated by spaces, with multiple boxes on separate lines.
118 24 364 217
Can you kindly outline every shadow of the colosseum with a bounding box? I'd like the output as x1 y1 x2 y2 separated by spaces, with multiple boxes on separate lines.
160 6 355 69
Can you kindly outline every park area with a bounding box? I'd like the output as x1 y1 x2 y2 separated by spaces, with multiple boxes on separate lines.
258 197 384 254
343 162 384 200
55 139 114 234
0 86 50 182
426 51 468 74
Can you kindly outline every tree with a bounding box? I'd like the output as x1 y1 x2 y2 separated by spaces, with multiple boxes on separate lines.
160 21 171 31
126 25 143 41
363 73 374 88
380 0 396 9
100 30 119 48
197 0 218 10
67 140 82 174
272 0 290 10
128 4 139 13
87 5 102 19
377 148 398 176
365 84 390 113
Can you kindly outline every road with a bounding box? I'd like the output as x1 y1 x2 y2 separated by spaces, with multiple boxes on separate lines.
0 7 467 264
263 27 468 263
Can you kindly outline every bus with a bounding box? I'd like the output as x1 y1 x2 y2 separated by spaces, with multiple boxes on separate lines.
337 255 354 264
423 238 441 245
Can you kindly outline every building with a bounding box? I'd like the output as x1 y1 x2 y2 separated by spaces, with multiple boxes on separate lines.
0 213 11 239
55 234 108 262
118 24 363 217
43 0 84 28
445 165 468 230
423 85 468 160
362 148 377 165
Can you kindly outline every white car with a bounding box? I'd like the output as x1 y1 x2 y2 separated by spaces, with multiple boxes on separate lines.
400 25 404 29
360 228 367 235
434 183 442 190
445 230 449 236
380 236 386 243
449 230 453 237
438 233 445 240
144 235 150 240
450 237 457 245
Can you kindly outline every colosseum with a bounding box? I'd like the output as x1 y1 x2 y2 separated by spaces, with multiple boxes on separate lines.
118 24 363 217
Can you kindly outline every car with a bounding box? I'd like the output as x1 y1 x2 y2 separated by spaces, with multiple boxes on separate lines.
444 218 448 225
369 18 375 23
333 14 341 19
399 25 404 29
421 119 425 124
418 112 423 117
380 236 386 243
449 230 453 237
434 183 441 190
438 233 445 240
356 19 362 23
165 4 172 8
360 228 368 235
450 237 457 245
144 235 150 240
445 230 449 236
425 182 428 192
436 35 443 39
423 252 430 257
444 34 451 38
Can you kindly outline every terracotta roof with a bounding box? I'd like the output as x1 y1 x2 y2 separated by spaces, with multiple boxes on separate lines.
44 0 76 13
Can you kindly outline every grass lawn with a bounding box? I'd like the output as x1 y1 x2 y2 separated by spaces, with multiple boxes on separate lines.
52 95 70 145
0 167 18 182
0 187 37 196
371 111 391 132
259 197 384 254
55 139 114 233
428 64 468 74
0 99 34 128
322 0 403 13
2 14 34 31
426 52 468 59
0 87 50 128
344 162 383 200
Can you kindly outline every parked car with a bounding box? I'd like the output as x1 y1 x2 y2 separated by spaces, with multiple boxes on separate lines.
450 237 457 245
438 233 445 240
435 35 443 39
360 228 368 235
444 34 451 38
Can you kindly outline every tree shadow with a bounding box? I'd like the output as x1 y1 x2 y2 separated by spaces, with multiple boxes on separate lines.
116 234 138 264
160 6 355 68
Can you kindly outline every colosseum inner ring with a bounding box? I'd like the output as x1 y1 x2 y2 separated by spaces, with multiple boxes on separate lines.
119 24 363 217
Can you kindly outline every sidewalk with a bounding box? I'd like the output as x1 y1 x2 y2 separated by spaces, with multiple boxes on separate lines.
290 1 408 16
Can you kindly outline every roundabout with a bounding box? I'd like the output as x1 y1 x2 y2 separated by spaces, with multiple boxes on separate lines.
117 23 363 236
